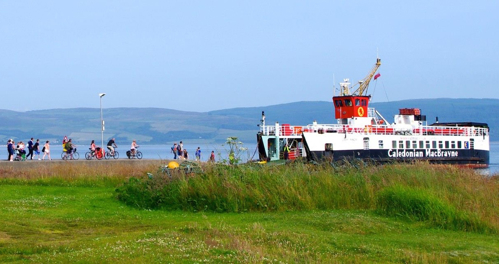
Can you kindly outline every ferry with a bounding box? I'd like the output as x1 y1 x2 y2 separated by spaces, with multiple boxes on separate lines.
257 58 490 168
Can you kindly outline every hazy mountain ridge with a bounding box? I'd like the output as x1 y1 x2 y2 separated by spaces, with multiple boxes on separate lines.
1 98 497 145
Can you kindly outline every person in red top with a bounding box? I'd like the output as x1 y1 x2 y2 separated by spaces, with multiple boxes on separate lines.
210 151 215 162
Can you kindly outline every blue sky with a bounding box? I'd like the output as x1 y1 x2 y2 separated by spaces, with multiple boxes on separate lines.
1 1 497 112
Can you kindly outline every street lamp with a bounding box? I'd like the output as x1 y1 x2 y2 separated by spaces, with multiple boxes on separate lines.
99 93 106 154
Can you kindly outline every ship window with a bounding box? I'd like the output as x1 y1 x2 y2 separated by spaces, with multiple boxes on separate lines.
445 141 450 149
392 141 397 149
355 99 360 106
451 141 456 148
406 141 411 148
345 99 352 106
399 141 404 149
335 100 343 107
432 141 437 148
457 141 462 148
379 140 384 148
412 141 417 148
419 141 424 148
426 141 430 148
361 99 367 106
438 141 443 148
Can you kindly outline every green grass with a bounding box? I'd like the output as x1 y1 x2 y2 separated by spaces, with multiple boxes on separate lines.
116 162 499 233
1 162 498 263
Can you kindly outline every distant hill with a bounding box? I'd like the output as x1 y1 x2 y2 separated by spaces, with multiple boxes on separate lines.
1 98 497 146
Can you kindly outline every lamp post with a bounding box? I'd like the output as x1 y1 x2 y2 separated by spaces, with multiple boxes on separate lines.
99 93 106 153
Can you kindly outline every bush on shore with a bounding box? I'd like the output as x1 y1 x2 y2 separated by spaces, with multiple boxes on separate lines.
115 162 499 233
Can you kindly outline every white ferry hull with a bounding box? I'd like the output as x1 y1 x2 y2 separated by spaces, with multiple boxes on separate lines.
302 132 489 168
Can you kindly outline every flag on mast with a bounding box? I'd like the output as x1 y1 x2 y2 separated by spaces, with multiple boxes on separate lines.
374 73 381 80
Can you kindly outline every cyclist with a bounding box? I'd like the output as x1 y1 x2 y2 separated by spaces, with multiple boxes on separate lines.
90 140 96 156
130 140 139 156
65 139 74 159
107 138 117 156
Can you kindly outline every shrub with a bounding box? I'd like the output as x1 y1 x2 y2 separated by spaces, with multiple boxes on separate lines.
376 185 494 233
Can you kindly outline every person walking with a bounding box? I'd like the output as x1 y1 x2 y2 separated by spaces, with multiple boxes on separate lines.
183 149 189 160
42 140 51 160
171 143 178 159
26 138 34 160
33 139 41 160
210 150 215 162
195 147 201 161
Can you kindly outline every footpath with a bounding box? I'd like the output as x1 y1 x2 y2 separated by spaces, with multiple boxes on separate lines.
0 159 168 169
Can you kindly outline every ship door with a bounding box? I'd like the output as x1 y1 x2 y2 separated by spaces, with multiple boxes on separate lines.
363 137 370 150
362 137 370 159
267 138 279 161
325 143 334 160
469 138 475 157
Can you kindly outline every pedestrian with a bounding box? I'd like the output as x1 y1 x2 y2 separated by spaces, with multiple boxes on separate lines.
195 147 201 161
183 149 189 160
171 143 178 159
27 138 34 160
7 139 14 161
42 140 51 160
177 141 183 159
33 139 41 160
210 150 215 162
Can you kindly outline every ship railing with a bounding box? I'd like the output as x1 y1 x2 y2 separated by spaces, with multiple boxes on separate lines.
260 124 312 137
260 124 488 138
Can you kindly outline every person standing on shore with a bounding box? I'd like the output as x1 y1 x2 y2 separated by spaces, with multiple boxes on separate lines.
7 139 14 161
177 141 183 160
171 143 178 159
210 150 215 162
42 140 51 160
195 147 201 161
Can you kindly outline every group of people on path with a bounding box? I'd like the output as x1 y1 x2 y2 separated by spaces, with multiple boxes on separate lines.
171 141 215 162
6 138 52 161
7 137 218 162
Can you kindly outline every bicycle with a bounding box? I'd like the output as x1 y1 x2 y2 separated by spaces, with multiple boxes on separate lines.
126 147 142 159
85 147 103 160
62 148 79 160
105 147 120 159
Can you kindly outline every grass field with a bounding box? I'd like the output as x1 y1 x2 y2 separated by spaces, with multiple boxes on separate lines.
0 161 498 263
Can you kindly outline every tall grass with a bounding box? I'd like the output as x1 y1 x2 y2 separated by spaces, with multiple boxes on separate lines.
0 161 162 187
116 161 499 233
